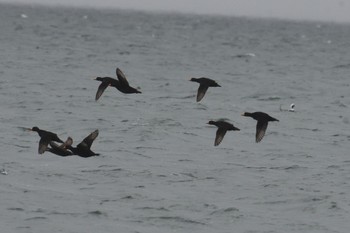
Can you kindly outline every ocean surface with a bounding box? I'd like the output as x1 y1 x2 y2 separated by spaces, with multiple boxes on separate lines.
1 3 350 233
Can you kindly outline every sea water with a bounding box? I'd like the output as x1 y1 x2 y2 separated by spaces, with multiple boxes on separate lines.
1 3 350 233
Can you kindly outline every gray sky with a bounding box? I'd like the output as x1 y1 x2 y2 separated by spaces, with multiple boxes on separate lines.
1 0 350 23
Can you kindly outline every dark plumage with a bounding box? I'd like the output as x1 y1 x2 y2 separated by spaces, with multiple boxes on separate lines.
207 120 240 146
241 112 279 143
94 68 141 101
66 130 100 158
190 77 220 102
47 137 74 157
94 77 118 101
28 126 64 154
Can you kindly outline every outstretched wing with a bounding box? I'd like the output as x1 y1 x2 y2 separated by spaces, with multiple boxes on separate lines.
77 130 99 149
95 81 110 101
50 137 73 149
256 121 268 143
197 85 209 102
116 68 130 87
38 137 50 154
48 137 74 156
65 137 73 147
215 128 227 146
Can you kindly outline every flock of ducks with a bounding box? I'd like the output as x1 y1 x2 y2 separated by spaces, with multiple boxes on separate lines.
28 67 280 157
189 76 279 146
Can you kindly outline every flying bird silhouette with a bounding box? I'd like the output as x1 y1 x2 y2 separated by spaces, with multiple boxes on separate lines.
190 77 220 102
94 68 141 101
241 112 279 143
207 120 240 146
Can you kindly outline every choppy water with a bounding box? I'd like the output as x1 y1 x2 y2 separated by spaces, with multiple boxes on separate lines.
1 3 350 233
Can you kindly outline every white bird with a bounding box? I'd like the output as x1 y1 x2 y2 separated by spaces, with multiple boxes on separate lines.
1 169 8 175
280 103 295 112
289 103 295 112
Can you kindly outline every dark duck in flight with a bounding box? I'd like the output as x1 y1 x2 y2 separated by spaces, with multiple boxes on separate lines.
190 77 220 102
241 112 279 143
66 129 100 158
28 126 64 154
94 68 141 101
207 120 240 146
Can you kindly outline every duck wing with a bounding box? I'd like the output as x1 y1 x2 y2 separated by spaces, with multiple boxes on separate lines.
116 68 130 87
50 137 72 149
95 81 110 101
196 84 209 102
77 130 99 149
48 138 74 156
214 128 227 146
256 120 268 143
38 137 50 154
